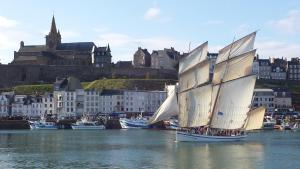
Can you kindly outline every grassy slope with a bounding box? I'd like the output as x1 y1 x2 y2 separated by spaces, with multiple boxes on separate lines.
5 79 177 95
4 79 300 104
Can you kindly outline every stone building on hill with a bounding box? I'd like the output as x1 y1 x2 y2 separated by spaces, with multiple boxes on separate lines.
133 47 151 67
151 47 182 70
12 16 111 67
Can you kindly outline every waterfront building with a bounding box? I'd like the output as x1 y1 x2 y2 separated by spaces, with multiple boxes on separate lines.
11 95 27 116
99 90 123 114
42 93 54 117
0 94 9 117
151 47 181 70
133 47 151 67
288 58 300 81
53 77 84 118
272 88 293 114
84 90 101 114
11 95 43 118
123 90 166 113
252 89 275 114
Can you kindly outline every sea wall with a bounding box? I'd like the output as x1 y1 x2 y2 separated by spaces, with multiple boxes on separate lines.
0 64 178 88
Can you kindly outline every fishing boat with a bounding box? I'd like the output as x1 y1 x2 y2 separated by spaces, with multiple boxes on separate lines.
149 32 266 142
29 120 58 130
119 114 149 129
71 117 105 130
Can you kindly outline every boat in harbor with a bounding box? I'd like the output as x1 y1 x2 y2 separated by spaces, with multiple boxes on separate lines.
149 32 266 142
71 117 105 130
119 115 149 129
291 122 300 131
29 120 58 130
164 119 179 130
263 116 276 130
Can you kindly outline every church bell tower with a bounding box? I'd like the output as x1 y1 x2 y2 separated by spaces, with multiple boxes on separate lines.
46 15 61 50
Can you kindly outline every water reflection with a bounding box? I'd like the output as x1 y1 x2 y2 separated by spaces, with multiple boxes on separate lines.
175 141 264 169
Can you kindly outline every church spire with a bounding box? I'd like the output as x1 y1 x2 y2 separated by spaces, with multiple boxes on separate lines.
50 15 57 34
107 43 111 52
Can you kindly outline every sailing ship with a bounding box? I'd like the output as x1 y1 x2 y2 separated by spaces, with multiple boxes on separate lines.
149 32 266 142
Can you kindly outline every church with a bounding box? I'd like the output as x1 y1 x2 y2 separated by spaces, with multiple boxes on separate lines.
12 16 112 67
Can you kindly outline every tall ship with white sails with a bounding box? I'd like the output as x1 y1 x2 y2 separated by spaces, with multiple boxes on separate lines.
149 32 266 142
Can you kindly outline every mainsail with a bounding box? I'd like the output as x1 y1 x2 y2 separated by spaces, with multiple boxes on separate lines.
209 32 257 130
148 86 179 124
178 42 212 127
244 107 266 130
210 75 256 129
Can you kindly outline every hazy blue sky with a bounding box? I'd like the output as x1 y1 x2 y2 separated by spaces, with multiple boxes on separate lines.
0 0 300 63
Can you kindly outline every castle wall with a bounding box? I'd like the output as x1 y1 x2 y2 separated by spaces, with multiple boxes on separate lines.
0 65 177 88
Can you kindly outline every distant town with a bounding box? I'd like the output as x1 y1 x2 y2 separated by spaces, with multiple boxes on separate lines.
0 16 299 122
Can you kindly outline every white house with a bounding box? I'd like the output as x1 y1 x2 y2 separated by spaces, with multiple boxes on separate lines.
252 89 274 114
0 94 9 117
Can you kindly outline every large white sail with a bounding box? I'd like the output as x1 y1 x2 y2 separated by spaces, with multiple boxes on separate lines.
244 107 266 131
212 49 256 84
179 60 210 92
178 84 212 127
210 75 256 129
148 87 179 124
216 32 256 64
179 42 208 75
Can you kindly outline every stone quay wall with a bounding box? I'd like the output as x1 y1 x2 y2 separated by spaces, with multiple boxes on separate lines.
0 64 178 88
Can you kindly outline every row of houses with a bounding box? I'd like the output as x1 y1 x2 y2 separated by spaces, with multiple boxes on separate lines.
252 56 300 80
0 77 167 119
133 46 300 81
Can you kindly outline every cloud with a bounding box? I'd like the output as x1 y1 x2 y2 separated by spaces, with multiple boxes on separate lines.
0 16 30 63
0 16 18 28
268 10 300 34
144 7 160 20
144 6 172 22
94 32 188 62
256 40 300 59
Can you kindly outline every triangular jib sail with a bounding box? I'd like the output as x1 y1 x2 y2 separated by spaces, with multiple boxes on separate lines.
148 86 179 124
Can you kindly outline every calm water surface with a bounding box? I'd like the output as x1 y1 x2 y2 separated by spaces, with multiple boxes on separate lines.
0 129 299 169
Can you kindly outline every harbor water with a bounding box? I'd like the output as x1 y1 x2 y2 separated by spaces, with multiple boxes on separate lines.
0 130 299 169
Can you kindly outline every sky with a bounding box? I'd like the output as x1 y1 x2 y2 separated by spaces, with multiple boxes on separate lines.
0 0 300 64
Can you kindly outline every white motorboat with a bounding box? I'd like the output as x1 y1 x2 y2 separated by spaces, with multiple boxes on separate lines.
119 116 149 129
71 118 105 130
29 120 58 130
291 122 300 131
164 119 179 130
263 116 276 130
